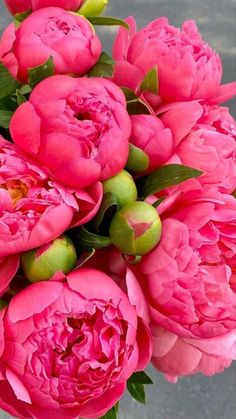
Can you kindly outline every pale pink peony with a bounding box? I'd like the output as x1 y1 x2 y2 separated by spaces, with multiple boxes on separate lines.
4 0 83 14
129 114 173 173
0 268 151 418
0 7 101 82
157 101 236 193
10 75 131 188
0 255 19 297
0 136 102 257
137 188 236 380
112 17 236 105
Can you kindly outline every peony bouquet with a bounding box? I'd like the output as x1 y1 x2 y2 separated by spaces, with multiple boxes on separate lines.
0 0 235 418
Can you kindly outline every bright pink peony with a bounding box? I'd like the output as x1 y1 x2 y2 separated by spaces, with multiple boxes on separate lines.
157 101 236 193
0 268 150 418
0 136 102 257
10 75 131 188
5 0 83 14
0 255 19 297
113 17 236 105
0 7 101 82
137 188 236 380
129 114 173 173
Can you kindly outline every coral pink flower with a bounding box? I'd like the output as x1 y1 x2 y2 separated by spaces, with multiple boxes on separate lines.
4 0 83 14
0 255 19 298
136 188 236 380
0 136 102 257
10 75 131 188
0 268 150 418
0 7 101 82
112 17 236 105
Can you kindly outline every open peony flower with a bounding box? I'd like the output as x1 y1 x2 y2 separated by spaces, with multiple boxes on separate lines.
10 75 131 189
0 268 151 418
0 136 102 257
112 17 236 105
0 7 101 82
135 188 236 380
158 101 236 193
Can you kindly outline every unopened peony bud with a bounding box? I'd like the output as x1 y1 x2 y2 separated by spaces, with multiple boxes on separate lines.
21 236 77 282
126 144 150 173
79 0 108 17
109 201 162 256
103 170 137 207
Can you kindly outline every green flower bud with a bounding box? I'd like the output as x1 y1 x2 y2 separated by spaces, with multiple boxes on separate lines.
79 0 109 17
109 201 162 256
126 144 150 173
103 170 137 207
21 236 77 283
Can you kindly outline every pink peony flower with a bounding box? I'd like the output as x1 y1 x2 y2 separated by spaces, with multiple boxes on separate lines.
10 75 131 189
0 268 151 418
5 0 83 14
0 136 102 257
0 255 19 297
136 188 236 380
157 101 236 193
0 7 101 82
129 114 173 174
112 17 236 105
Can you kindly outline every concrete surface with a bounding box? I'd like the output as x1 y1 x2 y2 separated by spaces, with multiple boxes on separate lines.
0 0 235 418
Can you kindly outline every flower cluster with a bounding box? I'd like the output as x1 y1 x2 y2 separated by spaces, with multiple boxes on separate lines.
0 0 235 418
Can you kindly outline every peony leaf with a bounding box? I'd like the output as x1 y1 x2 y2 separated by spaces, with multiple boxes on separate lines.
152 196 166 208
126 98 153 115
28 56 55 88
127 381 146 404
140 66 159 95
128 371 153 385
138 164 203 199
16 89 27 105
14 10 31 27
122 87 138 101
87 16 129 29
88 52 115 77
0 63 19 99
0 110 14 129
69 226 111 251
93 192 119 232
100 402 119 419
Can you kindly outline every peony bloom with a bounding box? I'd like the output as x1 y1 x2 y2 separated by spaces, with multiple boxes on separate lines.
0 136 102 257
10 75 131 189
136 188 236 380
0 268 151 418
129 114 173 174
112 17 236 105
0 7 101 82
0 255 19 297
158 101 236 194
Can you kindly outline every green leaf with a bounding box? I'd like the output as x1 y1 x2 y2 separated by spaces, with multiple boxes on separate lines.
121 87 138 101
0 63 19 99
100 403 119 419
128 371 153 385
0 110 14 128
71 226 111 250
126 98 153 115
87 16 129 29
0 300 8 310
152 196 166 208
19 84 32 95
0 95 18 112
28 56 55 88
127 382 146 404
14 10 31 26
88 52 115 77
94 192 119 232
16 89 27 105
138 164 203 199
140 66 159 95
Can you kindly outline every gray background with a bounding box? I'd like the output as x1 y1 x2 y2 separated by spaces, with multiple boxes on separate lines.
0 0 235 418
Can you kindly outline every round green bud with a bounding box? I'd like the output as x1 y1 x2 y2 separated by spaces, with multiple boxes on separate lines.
126 144 150 173
79 0 109 17
21 235 77 283
103 170 138 207
109 201 162 256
